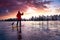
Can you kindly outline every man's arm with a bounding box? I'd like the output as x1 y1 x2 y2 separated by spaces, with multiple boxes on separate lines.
21 12 24 15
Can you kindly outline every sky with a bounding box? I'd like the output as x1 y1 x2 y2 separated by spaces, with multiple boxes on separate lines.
0 0 60 19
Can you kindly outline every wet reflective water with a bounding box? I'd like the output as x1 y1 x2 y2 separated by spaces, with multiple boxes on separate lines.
0 21 60 40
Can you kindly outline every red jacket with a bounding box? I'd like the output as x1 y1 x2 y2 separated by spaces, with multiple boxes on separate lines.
16 11 23 20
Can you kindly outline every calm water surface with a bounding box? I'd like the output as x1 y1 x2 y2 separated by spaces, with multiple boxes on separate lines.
0 21 60 40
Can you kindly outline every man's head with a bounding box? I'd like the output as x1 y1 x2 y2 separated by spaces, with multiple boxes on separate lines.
18 11 20 14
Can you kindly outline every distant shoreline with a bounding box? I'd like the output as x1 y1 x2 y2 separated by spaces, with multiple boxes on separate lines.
0 20 60 22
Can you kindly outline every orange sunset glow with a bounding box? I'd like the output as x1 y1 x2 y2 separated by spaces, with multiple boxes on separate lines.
0 0 60 20
0 7 58 19
1 6 57 19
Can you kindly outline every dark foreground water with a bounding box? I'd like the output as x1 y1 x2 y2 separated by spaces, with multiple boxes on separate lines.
0 21 60 40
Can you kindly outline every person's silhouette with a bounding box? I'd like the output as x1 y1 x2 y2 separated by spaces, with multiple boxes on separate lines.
16 11 24 40
16 11 23 31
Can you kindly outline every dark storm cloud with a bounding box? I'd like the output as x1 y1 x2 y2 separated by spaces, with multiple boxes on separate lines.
0 0 52 16
17 0 52 8
0 0 20 16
